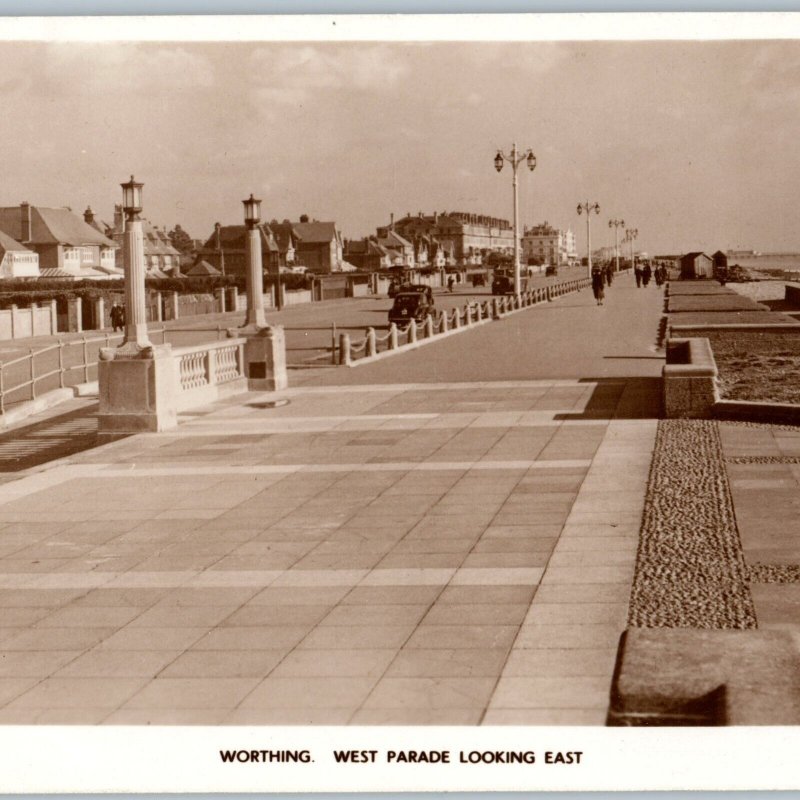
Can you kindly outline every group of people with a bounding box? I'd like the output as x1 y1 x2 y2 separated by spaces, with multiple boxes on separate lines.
591 261 669 306
634 263 668 288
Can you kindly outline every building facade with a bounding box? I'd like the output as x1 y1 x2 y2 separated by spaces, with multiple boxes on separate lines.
101 206 182 276
386 211 515 266
0 203 117 278
521 222 577 266
0 230 39 278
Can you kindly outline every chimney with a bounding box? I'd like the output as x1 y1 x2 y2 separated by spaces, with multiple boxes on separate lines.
20 202 31 243
113 204 125 234
390 213 394 231
433 212 438 224
84 206 95 225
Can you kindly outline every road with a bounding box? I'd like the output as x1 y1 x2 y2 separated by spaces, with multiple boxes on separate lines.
0 266 593 408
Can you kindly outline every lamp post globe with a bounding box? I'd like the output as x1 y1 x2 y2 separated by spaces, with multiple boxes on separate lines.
120 175 143 221
243 194 262 229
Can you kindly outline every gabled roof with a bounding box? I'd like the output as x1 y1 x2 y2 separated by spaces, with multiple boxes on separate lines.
376 230 412 249
200 223 278 253
682 251 710 260
0 229 34 258
293 221 339 244
186 259 222 276
0 206 117 248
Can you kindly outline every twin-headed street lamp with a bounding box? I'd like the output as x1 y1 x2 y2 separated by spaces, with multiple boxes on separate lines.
624 227 639 269
495 142 537 299
577 201 600 277
608 218 625 273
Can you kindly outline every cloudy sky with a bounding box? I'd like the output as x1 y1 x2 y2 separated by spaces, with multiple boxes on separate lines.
0 36 798 254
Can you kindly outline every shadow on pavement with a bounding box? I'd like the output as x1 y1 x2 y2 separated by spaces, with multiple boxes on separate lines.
0 404 129 473
554 377 663 420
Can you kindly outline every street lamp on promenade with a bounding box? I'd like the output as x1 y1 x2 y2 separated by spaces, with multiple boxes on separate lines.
242 193 268 330
608 218 625 273
624 227 639 270
577 201 600 277
119 175 151 354
494 142 537 299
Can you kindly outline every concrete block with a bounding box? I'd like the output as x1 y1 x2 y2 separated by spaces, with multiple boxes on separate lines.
97 344 177 434
242 325 288 392
609 628 800 726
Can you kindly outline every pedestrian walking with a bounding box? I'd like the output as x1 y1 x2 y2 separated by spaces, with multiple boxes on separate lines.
605 263 613 286
634 266 642 288
642 263 652 287
591 268 605 305
110 302 125 332
447 275 455 292
654 266 663 288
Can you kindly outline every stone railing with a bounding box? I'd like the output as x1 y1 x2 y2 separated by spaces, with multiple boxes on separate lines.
339 277 590 367
663 337 718 418
173 338 248 412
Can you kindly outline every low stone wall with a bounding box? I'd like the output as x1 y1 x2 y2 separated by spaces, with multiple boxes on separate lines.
663 337 718 418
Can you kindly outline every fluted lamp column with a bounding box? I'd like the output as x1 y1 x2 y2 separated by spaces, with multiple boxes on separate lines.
242 193 268 330
119 176 152 353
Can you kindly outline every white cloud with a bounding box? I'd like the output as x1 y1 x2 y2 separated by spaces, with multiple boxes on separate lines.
250 44 410 106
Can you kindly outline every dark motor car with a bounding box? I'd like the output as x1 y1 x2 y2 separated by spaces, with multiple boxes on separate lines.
545 265 558 276
398 283 435 306
492 269 528 295
389 291 434 327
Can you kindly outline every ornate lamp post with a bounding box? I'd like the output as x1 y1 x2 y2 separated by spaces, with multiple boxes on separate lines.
608 218 625 273
577 201 600 277
495 143 537 299
242 193 268 330
119 175 151 353
624 227 639 270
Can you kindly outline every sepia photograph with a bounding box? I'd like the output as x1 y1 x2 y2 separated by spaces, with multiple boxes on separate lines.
0 10 800 791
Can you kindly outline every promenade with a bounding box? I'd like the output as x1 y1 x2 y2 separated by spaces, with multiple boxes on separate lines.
0 276 666 724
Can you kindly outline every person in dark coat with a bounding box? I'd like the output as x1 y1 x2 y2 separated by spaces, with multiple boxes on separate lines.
634 265 642 288
110 303 125 332
605 264 613 286
591 268 605 305
642 263 652 287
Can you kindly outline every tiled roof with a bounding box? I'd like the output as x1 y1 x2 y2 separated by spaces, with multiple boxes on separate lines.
38 268 76 278
0 229 34 258
186 259 222 276
293 221 338 244
0 206 117 248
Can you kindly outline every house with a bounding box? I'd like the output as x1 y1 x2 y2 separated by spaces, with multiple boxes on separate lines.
0 230 39 278
522 222 578 266
291 220 343 273
196 223 283 278
0 202 118 278
374 229 415 268
185 259 222 277
102 206 182 276
343 237 394 271
680 252 714 279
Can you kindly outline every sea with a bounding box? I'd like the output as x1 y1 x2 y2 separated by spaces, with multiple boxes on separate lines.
729 254 800 273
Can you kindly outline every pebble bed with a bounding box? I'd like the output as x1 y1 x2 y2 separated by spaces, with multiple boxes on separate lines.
748 564 800 584
629 419 757 629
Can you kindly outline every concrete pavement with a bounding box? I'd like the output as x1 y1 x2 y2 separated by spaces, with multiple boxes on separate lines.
0 276 667 724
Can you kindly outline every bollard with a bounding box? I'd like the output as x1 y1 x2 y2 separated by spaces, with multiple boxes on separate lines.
408 321 417 344
475 302 483 322
366 327 377 357
465 304 473 326
58 339 65 388
339 333 351 366
82 336 90 382
425 315 434 338
453 309 461 329
29 348 36 400
389 322 398 349
440 311 449 333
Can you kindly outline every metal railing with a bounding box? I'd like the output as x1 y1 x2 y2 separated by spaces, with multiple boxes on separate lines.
0 327 168 416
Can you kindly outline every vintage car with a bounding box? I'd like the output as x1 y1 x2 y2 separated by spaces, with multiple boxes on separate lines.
492 269 531 295
388 291 435 327
396 283 435 306
545 265 558 276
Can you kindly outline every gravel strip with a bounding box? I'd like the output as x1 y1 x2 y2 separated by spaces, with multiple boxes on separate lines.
748 564 800 584
726 456 800 464
629 419 756 629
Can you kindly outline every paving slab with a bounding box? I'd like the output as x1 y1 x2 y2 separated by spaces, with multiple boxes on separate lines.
0 280 666 724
